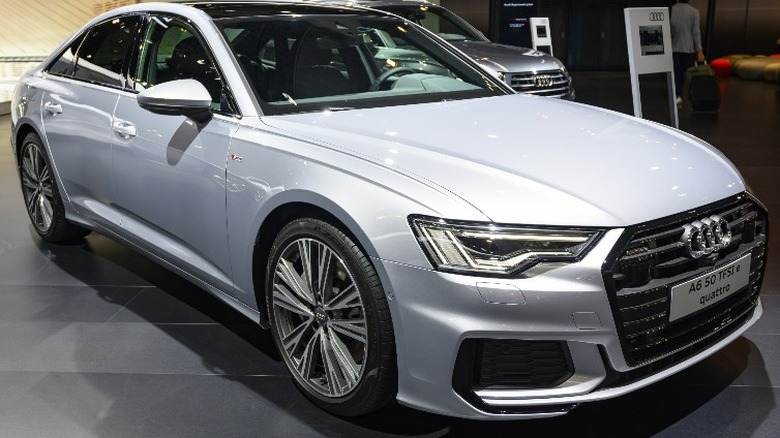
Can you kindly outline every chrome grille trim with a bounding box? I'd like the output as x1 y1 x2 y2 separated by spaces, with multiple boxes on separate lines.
603 193 768 367
506 70 572 98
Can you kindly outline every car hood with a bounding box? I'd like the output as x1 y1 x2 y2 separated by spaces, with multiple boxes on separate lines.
449 40 564 74
260 95 744 227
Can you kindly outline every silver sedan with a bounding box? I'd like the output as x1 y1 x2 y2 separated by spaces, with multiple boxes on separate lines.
10 1 768 420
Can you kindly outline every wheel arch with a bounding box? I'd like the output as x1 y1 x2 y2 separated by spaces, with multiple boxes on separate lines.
251 199 379 320
13 122 41 161
12 120 92 229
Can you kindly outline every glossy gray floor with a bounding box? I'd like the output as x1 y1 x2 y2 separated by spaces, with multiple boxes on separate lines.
1 74 778 437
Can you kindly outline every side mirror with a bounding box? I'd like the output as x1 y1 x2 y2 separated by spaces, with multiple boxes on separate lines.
137 79 213 123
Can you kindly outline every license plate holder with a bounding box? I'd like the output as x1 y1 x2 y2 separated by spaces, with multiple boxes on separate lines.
669 254 752 322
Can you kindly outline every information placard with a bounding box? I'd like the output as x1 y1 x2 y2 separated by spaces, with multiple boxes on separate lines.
624 8 678 128
529 17 553 55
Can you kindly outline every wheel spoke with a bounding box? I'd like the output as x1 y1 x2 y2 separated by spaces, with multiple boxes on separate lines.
315 244 334 303
21 149 40 193
275 258 316 307
30 147 42 179
28 196 40 225
40 166 54 199
329 317 367 344
25 187 38 212
281 316 315 356
39 164 50 183
22 150 37 182
297 328 321 381
272 283 314 318
328 327 361 382
324 283 360 311
320 330 348 394
328 327 361 389
21 173 37 190
298 240 315 299
38 195 53 230
41 183 54 199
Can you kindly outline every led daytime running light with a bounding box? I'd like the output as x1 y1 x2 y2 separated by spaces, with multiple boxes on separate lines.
412 217 601 276
459 231 591 243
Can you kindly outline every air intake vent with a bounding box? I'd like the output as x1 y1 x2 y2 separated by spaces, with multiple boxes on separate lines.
473 340 573 389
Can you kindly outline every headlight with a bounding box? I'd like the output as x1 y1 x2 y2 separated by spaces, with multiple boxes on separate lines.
410 216 602 276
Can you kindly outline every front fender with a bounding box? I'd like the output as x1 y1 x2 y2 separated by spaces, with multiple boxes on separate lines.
224 119 490 313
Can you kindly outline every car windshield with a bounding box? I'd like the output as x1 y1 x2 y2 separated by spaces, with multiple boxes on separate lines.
378 5 486 43
215 12 503 115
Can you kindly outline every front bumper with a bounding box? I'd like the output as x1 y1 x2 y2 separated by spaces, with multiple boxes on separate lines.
378 196 767 419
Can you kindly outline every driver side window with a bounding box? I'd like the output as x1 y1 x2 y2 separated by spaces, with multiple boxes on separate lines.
133 16 223 108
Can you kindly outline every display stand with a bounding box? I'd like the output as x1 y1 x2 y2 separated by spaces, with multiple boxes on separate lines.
624 7 678 128
529 17 553 55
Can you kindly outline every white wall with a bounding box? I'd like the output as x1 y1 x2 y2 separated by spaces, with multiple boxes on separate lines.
0 0 104 58
0 0 137 105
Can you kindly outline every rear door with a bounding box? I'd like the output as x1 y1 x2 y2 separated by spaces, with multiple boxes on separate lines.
40 15 142 229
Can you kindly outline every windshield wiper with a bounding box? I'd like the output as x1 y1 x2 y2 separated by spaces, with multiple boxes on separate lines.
282 93 297 106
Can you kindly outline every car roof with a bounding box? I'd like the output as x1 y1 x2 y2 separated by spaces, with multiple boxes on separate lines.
181 0 438 10
180 1 381 18
334 0 435 6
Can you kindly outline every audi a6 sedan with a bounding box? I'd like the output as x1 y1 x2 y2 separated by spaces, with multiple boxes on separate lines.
10 1 768 420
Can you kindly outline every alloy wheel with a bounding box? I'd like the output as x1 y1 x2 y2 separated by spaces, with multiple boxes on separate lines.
271 237 368 398
20 141 55 233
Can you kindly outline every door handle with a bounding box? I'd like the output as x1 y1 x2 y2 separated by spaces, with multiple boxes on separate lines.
44 102 62 116
112 120 137 139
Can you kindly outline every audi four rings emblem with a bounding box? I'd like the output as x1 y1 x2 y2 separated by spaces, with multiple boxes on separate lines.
533 74 553 88
680 215 732 259
649 12 665 21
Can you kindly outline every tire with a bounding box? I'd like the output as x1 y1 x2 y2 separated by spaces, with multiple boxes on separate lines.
18 132 90 243
266 218 396 416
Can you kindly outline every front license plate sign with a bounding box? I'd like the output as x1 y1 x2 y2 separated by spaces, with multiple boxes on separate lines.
669 254 751 322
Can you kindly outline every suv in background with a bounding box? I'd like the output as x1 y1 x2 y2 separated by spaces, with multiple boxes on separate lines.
354 0 575 99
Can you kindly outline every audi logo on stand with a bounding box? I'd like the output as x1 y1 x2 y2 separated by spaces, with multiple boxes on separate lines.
649 12 665 22
533 74 554 88
680 215 732 259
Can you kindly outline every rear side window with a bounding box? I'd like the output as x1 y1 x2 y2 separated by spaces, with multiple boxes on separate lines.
70 16 141 87
46 34 87 76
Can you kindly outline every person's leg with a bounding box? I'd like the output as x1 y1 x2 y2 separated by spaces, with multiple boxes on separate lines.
674 52 698 101
673 52 685 100
683 52 697 71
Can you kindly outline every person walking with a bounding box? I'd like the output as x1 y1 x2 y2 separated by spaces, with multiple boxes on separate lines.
670 0 706 105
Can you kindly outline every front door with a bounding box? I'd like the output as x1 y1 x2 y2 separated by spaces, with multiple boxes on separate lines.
111 15 237 290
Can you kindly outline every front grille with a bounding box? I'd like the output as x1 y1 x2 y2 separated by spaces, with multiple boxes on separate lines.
603 193 768 367
507 69 571 98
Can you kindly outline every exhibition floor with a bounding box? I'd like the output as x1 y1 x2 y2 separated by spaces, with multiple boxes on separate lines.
0 73 778 437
